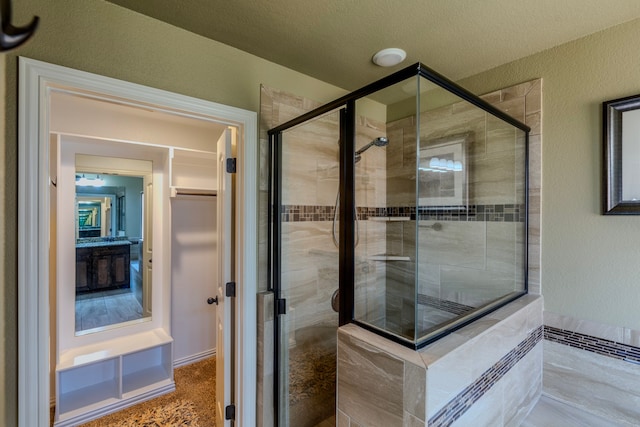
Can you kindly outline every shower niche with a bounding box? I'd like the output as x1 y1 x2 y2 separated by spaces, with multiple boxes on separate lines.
268 63 529 425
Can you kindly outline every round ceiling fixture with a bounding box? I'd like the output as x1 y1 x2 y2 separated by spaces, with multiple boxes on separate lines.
372 48 406 67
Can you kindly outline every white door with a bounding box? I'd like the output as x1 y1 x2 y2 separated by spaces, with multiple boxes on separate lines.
170 195 217 362
216 128 234 426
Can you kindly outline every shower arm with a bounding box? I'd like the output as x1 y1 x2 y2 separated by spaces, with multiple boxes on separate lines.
355 140 376 156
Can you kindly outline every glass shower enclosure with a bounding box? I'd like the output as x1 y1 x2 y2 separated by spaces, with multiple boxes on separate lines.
269 63 529 426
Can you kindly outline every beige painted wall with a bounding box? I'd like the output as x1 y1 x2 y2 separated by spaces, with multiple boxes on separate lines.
2 0 348 424
459 18 640 331
6 0 640 424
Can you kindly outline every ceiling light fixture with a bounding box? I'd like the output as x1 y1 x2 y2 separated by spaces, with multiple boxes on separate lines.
372 48 406 67
75 174 105 187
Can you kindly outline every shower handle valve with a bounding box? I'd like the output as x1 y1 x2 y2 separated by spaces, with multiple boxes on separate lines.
331 289 339 312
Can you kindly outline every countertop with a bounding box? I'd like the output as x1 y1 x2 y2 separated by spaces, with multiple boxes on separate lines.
76 239 132 248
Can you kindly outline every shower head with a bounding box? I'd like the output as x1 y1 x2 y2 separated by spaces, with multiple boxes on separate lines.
355 136 389 163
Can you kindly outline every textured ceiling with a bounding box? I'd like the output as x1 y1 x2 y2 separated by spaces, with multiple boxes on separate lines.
107 0 640 90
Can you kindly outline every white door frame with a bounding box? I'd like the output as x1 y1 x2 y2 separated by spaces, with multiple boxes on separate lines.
18 57 257 427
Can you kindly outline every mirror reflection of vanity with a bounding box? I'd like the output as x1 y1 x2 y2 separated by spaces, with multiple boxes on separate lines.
74 163 149 335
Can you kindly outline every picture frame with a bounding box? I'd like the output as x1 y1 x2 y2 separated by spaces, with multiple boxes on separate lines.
418 132 471 208
603 94 640 214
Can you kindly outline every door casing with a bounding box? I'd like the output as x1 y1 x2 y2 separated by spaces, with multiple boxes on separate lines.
17 57 258 427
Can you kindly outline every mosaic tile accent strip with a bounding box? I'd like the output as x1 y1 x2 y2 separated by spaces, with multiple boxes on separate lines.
544 326 640 365
417 294 474 316
416 204 525 223
280 205 335 222
280 204 525 223
428 326 543 427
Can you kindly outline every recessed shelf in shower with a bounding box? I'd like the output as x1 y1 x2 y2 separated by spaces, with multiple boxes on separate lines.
368 216 411 222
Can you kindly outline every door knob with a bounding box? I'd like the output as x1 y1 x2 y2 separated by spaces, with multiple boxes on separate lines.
207 296 219 305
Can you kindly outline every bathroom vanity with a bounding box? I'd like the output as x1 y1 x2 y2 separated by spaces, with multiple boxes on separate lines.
75 239 131 293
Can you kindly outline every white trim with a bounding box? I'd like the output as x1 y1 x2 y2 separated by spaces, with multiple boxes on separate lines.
18 57 258 427
54 382 176 427
173 349 217 368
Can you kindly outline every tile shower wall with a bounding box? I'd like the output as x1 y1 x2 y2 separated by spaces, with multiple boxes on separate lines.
260 86 388 333
381 80 541 336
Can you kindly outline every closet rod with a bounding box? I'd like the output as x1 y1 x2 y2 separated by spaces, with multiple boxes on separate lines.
170 187 217 198
174 192 217 197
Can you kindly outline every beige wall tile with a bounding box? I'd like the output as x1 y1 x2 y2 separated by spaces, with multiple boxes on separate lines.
257 292 275 427
525 111 541 135
486 222 519 274
451 380 504 426
470 149 517 205
501 81 535 101
503 343 542 427
420 222 486 269
337 409 350 427
404 412 425 427
544 311 625 343
403 362 426 421
337 331 404 427
543 340 640 424
524 80 542 115
480 90 502 104
492 96 526 122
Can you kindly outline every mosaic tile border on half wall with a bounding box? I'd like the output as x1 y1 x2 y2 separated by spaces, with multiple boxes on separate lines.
280 203 525 223
428 326 543 427
336 295 543 427
544 326 640 365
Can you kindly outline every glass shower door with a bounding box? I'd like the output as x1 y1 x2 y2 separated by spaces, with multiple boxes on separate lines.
273 108 342 427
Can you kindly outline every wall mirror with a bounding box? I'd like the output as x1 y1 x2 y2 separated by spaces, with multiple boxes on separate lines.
75 154 153 335
603 94 640 214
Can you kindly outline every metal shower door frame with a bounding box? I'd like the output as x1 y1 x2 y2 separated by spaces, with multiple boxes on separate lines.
267 62 532 425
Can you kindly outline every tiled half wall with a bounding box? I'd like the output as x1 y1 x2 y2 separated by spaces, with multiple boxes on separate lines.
337 295 543 427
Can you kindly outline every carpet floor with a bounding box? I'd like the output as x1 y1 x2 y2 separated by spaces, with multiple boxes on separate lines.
76 357 217 427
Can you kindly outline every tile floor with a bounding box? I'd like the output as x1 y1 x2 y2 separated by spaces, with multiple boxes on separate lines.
75 262 144 332
522 395 626 427
314 396 624 426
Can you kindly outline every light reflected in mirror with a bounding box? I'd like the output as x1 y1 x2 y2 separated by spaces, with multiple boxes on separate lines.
75 156 152 335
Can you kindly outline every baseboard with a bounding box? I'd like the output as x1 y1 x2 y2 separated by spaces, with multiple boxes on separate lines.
173 348 216 368
49 350 216 409
53 381 175 427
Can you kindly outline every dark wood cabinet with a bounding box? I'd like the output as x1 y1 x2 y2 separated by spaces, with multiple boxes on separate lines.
76 242 131 293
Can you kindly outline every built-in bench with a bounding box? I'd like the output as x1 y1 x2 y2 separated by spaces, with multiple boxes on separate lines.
54 328 174 427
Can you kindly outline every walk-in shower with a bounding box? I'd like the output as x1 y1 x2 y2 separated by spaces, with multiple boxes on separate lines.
268 62 529 426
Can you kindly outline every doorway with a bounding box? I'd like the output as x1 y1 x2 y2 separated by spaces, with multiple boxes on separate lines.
18 58 258 427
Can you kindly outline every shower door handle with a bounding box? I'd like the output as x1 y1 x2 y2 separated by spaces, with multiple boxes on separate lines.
331 289 339 312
